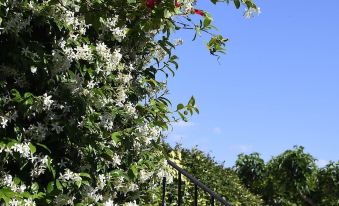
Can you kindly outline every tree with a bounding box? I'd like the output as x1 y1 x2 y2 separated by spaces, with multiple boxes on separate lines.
234 153 266 195
167 145 263 206
234 147 339 206
315 161 339 206
0 0 259 205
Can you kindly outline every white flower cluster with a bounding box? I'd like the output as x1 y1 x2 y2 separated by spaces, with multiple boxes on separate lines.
0 110 18 128
60 41 94 62
124 102 137 118
53 194 76 206
26 123 48 142
0 142 50 179
0 115 8 128
244 7 261 19
9 198 36 206
157 168 173 184
97 198 137 206
0 0 175 204
100 16 127 42
100 113 115 131
43 93 54 110
135 124 162 146
29 155 49 178
8 142 31 158
176 0 196 14
95 42 123 76
1 174 27 193
115 86 128 107
173 38 184 46
63 10 89 35
59 169 82 182
139 169 153 183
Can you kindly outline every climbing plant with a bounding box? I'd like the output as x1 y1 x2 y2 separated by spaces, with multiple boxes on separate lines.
0 0 258 205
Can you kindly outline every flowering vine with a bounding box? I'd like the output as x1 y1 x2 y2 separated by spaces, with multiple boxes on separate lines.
0 0 257 205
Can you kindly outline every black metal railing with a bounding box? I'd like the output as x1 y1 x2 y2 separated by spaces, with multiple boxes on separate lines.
162 160 233 206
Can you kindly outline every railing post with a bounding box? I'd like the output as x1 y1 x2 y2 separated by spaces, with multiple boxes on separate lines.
162 177 166 206
210 195 215 206
194 184 198 206
166 160 232 206
178 172 182 206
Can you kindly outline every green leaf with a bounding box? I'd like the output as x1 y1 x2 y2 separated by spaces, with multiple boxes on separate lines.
128 164 138 179
188 96 196 106
111 132 121 143
176 103 184 111
28 143 36 154
47 181 54 193
75 180 82 188
79 173 91 179
203 16 212 28
13 177 21 185
55 180 62 191
234 0 241 9
36 143 51 154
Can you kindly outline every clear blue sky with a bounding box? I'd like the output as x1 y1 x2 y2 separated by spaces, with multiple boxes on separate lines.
166 0 339 167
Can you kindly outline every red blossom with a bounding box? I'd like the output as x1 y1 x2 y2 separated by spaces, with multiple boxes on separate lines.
145 0 157 9
194 9 205 16
175 0 181 8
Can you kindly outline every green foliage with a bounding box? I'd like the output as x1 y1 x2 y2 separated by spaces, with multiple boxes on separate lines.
235 153 265 194
167 145 264 206
235 146 339 206
315 161 339 206
0 0 258 205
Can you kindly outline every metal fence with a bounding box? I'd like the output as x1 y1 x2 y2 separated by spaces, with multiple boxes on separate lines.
161 160 232 206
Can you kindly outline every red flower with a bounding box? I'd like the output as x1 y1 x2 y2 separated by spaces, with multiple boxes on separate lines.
146 0 157 9
175 0 181 8
194 9 205 16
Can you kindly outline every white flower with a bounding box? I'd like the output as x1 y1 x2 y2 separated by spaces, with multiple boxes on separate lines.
104 199 116 206
59 169 82 182
174 38 184 46
96 42 110 59
117 73 133 85
51 123 64 134
21 47 30 56
0 116 8 128
127 183 138 192
97 174 106 189
87 80 96 89
9 111 18 122
23 198 36 206
30 66 37 74
75 44 93 61
43 93 54 109
124 102 137 118
157 169 173 184
112 154 121 166
11 143 31 158
244 7 261 19
139 170 152 182
9 199 20 206
124 201 138 206
115 86 128 107
17 184 27 193
2 174 13 187
112 49 122 63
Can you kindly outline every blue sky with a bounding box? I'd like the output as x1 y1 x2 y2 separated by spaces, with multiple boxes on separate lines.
165 0 339 167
